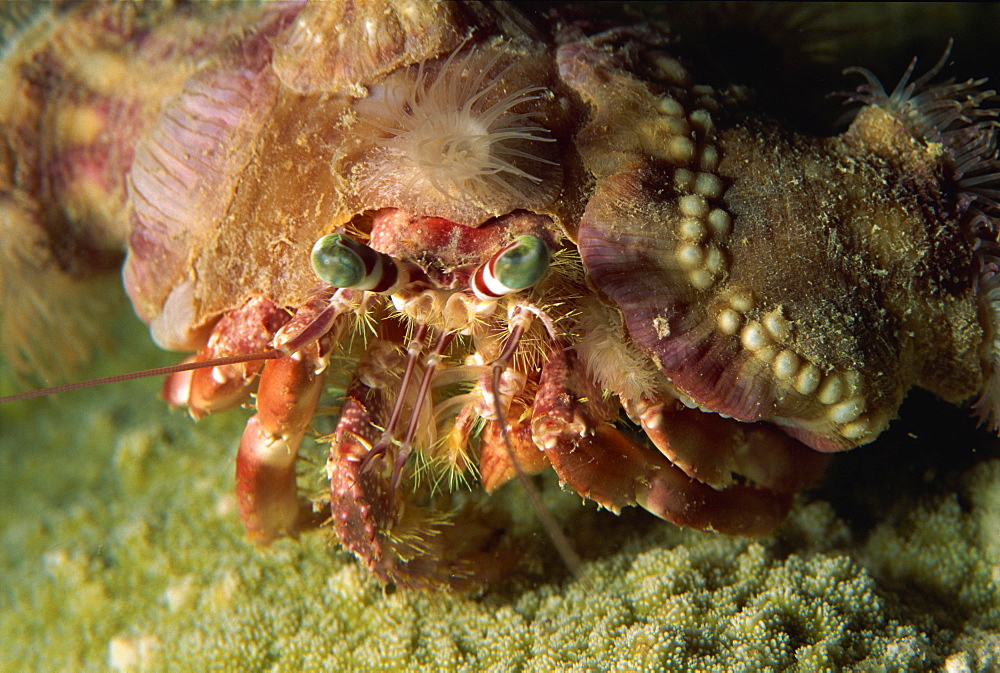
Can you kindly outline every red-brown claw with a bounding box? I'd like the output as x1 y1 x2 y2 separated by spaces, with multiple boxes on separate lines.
161 355 198 409
236 339 327 545
480 399 551 495
532 345 794 535
327 373 398 576
163 295 291 418
328 337 516 589
531 344 650 513
635 399 830 494
634 468 793 537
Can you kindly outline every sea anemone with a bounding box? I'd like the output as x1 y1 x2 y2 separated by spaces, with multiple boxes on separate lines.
846 42 1000 429
351 40 562 227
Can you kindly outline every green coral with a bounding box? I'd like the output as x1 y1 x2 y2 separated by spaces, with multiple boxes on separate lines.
2 290 1000 671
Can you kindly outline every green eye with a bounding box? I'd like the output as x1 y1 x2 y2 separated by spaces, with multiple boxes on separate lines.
310 233 406 294
311 234 367 288
493 235 550 291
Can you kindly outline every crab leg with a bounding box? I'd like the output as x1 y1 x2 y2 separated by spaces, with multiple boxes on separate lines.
531 345 794 536
358 322 428 473
480 397 551 494
468 237 555 493
234 290 356 544
163 288 355 418
390 329 456 490
236 338 328 544
329 337 513 589
162 295 291 417
327 362 399 577
634 399 829 494
481 306 583 574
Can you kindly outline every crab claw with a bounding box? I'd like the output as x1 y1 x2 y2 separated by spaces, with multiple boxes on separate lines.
235 337 328 544
326 369 404 574
480 398 551 494
162 295 291 417
531 345 795 536
233 289 360 544
634 399 829 494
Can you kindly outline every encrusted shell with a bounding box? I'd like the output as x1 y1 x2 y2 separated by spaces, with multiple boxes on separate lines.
570 29 987 452
122 2 582 350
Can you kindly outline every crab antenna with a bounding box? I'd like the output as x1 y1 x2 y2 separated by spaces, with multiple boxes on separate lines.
488 306 583 577
390 329 456 491
359 323 429 474
0 350 285 404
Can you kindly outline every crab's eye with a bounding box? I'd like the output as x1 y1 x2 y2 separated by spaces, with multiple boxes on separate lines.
311 234 367 288
472 234 550 300
311 234 406 293
495 235 550 290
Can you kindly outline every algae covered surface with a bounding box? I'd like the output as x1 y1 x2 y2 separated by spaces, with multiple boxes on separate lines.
2 285 1000 671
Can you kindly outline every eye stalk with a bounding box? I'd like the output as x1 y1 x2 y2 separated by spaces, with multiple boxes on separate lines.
310 233 406 293
472 234 550 300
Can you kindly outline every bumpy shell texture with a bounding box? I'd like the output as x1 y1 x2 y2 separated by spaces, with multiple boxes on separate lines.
567 28 991 453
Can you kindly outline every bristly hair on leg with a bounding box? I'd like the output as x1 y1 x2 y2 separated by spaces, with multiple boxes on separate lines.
486 305 583 578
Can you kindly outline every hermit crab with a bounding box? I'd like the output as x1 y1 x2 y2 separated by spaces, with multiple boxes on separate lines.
2 1 1000 589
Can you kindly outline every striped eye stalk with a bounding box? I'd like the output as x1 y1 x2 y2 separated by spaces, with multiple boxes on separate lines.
472 235 550 301
310 233 408 294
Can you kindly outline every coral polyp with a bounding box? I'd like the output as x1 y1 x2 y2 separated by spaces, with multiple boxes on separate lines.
353 42 563 226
